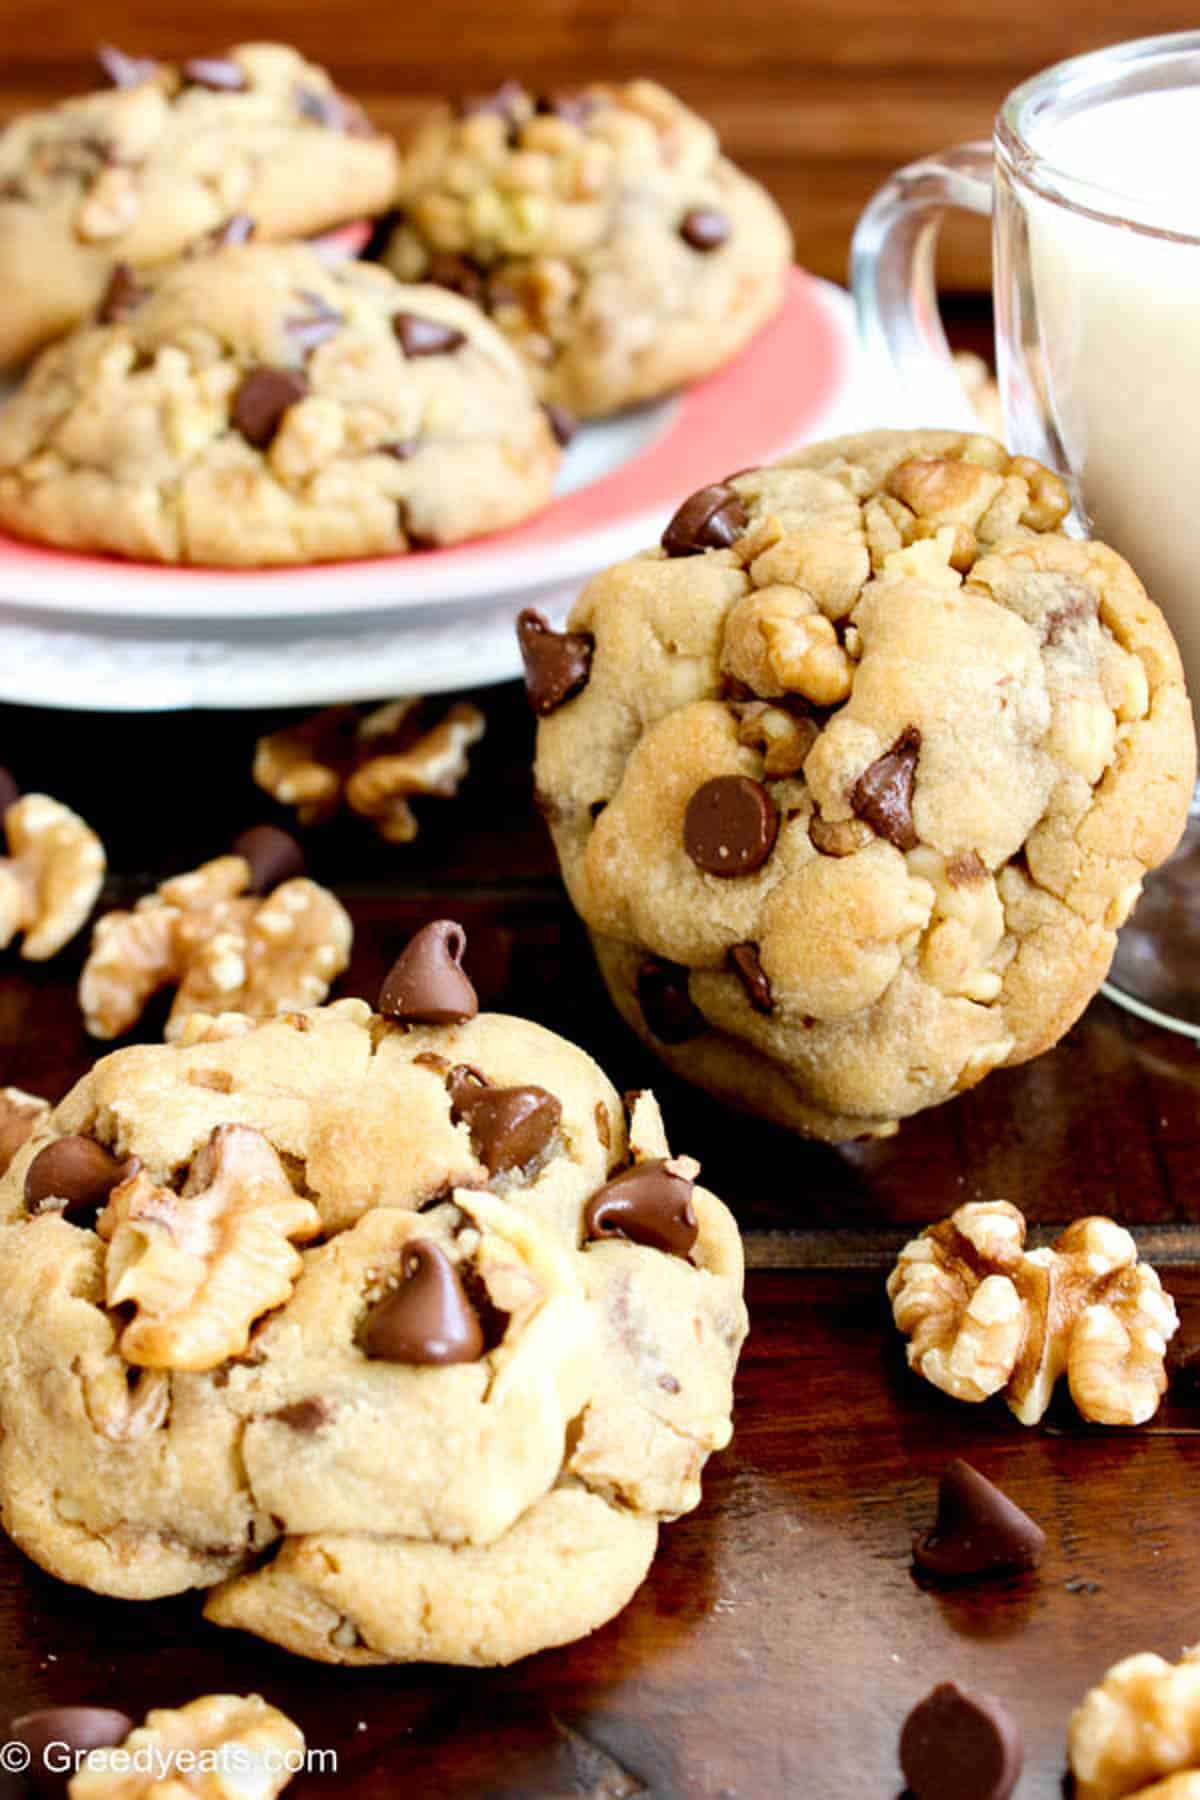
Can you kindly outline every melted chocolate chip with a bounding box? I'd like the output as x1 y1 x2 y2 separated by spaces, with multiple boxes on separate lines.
232 366 309 449
393 312 467 358
364 1240 485 1364
96 44 157 88
182 56 247 92
24 1137 139 1224
516 609 594 716
379 920 479 1026
285 290 344 354
899 1682 1023 1800
269 1397 332 1432
209 212 256 248
679 207 731 251
684 775 778 877
230 824 305 893
850 726 921 850
0 766 18 819
542 403 577 447
661 482 747 557
458 79 528 123
12 1707 134 1794
97 262 147 324
448 1067 561 1174
425 252 487 307
913 1461 1045 1582
728 942 773 1013
636 958 705 1043
585 1160 698 1257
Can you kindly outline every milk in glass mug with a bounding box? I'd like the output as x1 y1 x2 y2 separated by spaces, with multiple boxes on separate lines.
852 31 1200 1037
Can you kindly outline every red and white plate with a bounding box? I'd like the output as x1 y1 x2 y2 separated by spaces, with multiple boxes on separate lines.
0 271 872 708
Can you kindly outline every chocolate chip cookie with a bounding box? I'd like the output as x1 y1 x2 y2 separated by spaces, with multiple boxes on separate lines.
0 42 397 371
384 78 792 418
0 242 560 564
527 430 1196 1141
0 930 746 1666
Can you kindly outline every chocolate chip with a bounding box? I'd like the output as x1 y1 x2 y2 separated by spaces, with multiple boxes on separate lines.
425 252 487 307
458 79 528 122
899 1682 1023 1800
364 1240 485 1364
913 1460 1045 1582
209 212 256 248
729 942 773 1013
636 958 705 1043
379 920 479 1026
182 57 247 92
516 609 594 716
97 262 147 324
679 207 731 251
393 313 467 358
0 766 18 819
585 1160 698 1257
232 366 308 449
284 290 344 354
12 1708 134 1796
542 403 577 447
231 824 305 893
535 90 600 127
850 726 921 851
448 1067 561 1174
269 1397 332 1432
96 44 157 88
661 482 747 557
684 775 777 878
25 1137 138 1224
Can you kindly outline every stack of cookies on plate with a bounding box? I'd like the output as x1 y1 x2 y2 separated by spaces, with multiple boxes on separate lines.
0 45 793 565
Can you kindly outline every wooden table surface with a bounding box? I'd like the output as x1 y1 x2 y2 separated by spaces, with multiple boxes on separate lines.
0 671 1198 1800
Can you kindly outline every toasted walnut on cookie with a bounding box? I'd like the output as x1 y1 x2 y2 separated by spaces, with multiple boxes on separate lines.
254 697 485 841
386 77 792 417
0 922 747 1665
68 1693 304 1799
79 846 351 1040
1069 1645 1200 1800
527 429 1195 1142
889 1200 1178 1426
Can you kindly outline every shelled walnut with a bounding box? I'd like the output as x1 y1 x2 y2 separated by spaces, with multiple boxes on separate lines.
888 1200 1178 1426
254 697 486 842
1069 1645 1200 1799
0 793 106 960
69 1692 304 1799
78 852 352 1041
0 1087 49 1176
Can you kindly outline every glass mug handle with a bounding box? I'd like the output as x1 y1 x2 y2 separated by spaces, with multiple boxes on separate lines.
850 141 995 429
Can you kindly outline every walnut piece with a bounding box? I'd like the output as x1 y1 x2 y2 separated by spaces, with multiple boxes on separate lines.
1069 1645 1200 1800
254 696 486 841
70 1692 304 1799
97 1125 321 1372
78 853 352 1041
888 1200 1178 1426
0 794 105 961
0 1086 49 1176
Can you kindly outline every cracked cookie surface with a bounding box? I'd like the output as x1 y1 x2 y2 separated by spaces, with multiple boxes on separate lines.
0 241 559 565
0 993 746 1665
0 42 397 371
384 78 792 418
530 429 1195 1141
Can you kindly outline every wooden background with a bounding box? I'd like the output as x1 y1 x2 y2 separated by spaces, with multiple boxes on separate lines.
0 0 1196 287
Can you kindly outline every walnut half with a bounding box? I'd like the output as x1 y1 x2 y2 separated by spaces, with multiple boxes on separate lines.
888 1200 1178 1426
70 1692 304 1799
97 1125 321 1371
0 794 105 961
1069 1645 1200 1800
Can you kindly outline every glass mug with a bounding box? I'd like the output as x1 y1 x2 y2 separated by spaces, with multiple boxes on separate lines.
852 30 1200 1038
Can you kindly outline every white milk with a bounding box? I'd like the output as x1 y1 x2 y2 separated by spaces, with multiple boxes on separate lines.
1021 89 1200 715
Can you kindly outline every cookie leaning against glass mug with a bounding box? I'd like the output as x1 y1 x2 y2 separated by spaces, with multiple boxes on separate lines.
524 428 1196 1142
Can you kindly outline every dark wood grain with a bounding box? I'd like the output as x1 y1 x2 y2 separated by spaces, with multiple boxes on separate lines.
0 1 1191 286
1 651 1200 1795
